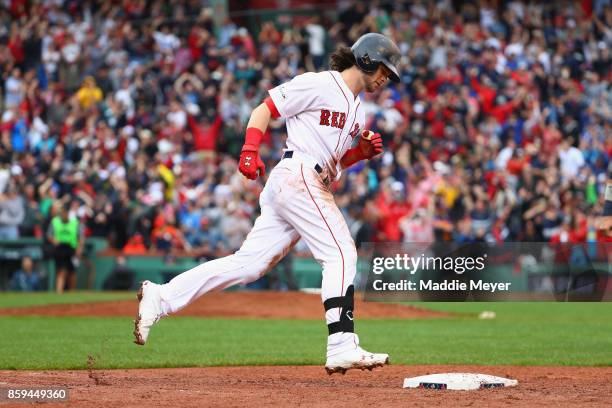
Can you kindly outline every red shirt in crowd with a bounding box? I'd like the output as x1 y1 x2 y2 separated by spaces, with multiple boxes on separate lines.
188 114 223 151
375 192 412 241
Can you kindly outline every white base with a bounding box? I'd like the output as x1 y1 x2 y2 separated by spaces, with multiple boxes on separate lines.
403 373 518 390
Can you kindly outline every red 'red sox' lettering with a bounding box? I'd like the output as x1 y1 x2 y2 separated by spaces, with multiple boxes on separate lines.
319 109 346 129
320 109 331 125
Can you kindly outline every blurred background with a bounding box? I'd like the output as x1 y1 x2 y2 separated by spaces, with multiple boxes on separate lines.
0 0 610 292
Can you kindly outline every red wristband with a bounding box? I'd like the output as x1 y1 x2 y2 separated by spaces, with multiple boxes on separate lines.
264 96 280 119
243 127 263 152
340 147 367 168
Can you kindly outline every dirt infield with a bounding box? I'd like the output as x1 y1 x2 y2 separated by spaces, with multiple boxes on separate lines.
0 291 451 319
2 365 611 408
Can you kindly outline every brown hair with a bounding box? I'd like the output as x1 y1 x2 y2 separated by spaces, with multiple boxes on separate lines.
329 46 356 72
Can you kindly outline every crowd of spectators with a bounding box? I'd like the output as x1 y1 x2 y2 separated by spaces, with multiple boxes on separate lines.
0 0 610 264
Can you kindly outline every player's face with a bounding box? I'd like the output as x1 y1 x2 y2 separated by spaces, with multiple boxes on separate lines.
364 65 392 92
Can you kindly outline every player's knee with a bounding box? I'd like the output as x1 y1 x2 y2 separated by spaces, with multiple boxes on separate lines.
241 269 263 285
240 256 274 284
323 245 357 273
343 245 358 269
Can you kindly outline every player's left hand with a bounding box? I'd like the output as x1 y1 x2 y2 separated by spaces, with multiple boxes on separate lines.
358 130 384 159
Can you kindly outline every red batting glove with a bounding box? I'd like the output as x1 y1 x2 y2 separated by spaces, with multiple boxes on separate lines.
239 148 266 180
340 130 384 168
239 128 266 180
358 130 383 158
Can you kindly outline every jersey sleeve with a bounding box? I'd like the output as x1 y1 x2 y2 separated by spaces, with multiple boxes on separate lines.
267 73 321 118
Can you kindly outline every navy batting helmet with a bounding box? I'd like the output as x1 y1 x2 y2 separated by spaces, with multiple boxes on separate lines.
351 33 401 83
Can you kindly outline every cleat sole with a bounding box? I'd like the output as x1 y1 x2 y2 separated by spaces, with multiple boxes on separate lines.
325 356 389 375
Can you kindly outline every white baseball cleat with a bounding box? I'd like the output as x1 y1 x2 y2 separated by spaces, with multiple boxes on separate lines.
325 346 390 375
133 280 163 345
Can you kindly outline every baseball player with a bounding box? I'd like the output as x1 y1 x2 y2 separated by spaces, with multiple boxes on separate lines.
134 33 401 375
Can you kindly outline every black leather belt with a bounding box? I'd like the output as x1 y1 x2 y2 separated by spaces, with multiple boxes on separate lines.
282 151 323 174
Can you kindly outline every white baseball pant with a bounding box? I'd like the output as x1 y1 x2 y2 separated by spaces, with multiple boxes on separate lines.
158 152 359 356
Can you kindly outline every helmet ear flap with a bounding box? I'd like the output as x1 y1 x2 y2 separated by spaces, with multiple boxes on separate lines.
355 52 380 75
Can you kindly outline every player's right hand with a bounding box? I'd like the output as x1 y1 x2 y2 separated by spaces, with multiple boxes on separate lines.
358 130 384 159
239 148 266 180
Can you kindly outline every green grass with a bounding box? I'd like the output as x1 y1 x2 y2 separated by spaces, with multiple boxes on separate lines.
0 302 611 369
0 292 134 309
410 301 612 321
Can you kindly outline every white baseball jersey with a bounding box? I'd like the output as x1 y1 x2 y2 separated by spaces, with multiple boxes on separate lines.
268 71 366 180
158 70 369 361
